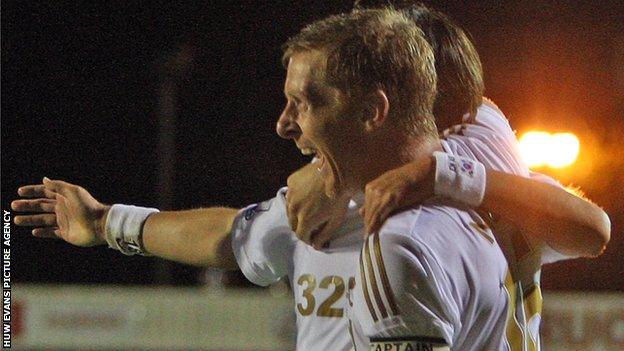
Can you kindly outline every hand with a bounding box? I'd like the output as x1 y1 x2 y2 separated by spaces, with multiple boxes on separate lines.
12 177 110 247
286 163 350 249
361 155 436 234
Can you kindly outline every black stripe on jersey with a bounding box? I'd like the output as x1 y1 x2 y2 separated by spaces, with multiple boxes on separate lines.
364 236 389 319
372 233 399 316
370 336 447 344
359 249 378 322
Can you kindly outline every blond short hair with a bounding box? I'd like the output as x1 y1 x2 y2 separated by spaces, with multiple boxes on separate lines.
282 7 438 138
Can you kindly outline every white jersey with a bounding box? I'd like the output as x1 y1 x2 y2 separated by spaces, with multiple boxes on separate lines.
348 101 574 351
232 100 571 350
231 188 363 351
446 101 571 349
349 202 509 351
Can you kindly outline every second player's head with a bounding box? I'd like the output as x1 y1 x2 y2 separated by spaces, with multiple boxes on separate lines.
356 1 485 130
276 8 438 198
403 3 484 130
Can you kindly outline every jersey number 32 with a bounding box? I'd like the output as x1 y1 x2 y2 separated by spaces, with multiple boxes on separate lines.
296 274 355 318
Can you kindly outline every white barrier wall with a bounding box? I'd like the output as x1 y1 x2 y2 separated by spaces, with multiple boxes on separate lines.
10 284 296 350
7 284 624 350
540 292 624 351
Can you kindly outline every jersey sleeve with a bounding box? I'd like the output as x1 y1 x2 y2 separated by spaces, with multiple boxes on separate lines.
442 101 529 177
230 187 296 286
442 104 578 264
467 99 516 140
351 232 457 349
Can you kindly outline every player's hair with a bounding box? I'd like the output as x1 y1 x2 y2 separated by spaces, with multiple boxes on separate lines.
354 1 485 131
282 7 438 139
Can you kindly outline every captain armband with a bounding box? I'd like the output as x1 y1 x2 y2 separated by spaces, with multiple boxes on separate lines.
370 336 449 351
433 151 486 208
105 204 159 256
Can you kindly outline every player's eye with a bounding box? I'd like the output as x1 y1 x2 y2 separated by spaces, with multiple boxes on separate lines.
284 99 297 112
294 99 309 113
285 95 308 117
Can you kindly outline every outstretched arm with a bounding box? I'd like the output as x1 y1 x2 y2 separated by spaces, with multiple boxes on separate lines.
12 178 239 269
361 155 610 258
141 207 238 268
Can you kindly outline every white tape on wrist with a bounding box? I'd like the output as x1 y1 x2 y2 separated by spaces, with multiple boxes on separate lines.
105 204 159 256
433 151 486 207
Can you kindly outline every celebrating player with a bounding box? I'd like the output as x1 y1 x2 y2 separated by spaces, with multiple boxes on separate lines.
277 7 519 350
13 4 609 351
277 5 609 350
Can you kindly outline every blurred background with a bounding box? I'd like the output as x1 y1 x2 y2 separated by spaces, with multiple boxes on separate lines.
2 0 623 349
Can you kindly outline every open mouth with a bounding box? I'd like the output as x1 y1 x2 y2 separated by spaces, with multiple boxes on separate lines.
300 147 326 173
300 147 317 159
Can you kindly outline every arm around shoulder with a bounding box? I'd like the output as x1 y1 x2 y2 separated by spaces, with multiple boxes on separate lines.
482 170 611 258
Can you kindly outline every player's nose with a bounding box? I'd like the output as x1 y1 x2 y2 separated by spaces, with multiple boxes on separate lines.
276 110 301 140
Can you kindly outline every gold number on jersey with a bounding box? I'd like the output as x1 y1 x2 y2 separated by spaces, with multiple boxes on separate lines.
296 274 352 318
318 276 345 317
296 274 316 316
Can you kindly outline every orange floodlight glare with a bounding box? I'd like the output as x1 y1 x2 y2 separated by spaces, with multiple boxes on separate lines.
519 131 580 169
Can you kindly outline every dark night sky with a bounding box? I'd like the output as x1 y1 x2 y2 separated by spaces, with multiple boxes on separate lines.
2 1 623 290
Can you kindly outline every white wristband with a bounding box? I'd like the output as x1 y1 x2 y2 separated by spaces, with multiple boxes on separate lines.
433 151 486 207
105 204 159 256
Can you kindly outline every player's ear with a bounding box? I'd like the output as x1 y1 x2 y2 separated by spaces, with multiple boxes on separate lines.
363 89 389 131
